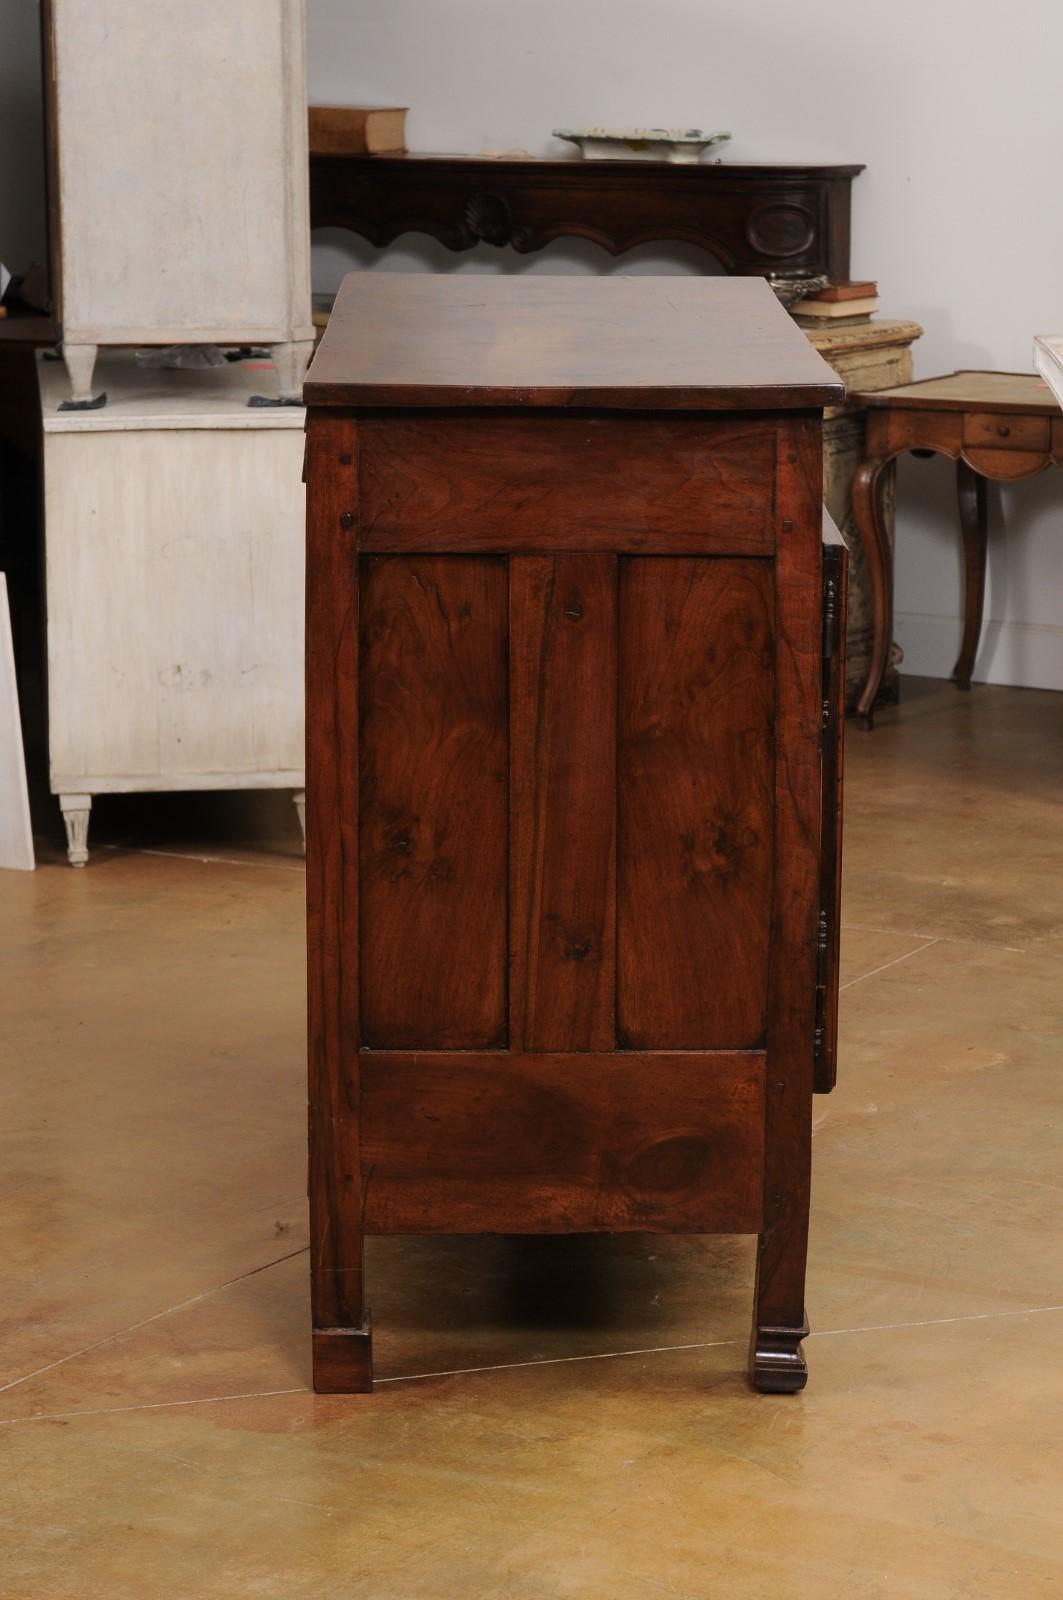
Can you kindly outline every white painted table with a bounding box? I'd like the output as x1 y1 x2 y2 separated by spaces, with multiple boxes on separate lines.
39 352 306 864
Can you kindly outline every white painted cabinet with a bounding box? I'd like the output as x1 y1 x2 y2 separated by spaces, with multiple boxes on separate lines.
39 352 306 864
43 0 314 404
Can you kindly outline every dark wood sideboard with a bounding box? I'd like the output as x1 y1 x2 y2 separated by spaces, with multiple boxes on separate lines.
309 154 863 282
303 272 847 1396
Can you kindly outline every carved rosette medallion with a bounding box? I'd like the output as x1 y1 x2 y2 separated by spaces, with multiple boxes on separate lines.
745 201 817 260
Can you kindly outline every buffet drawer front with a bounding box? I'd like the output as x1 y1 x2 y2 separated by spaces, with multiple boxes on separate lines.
356 414 777 554
360 1051 767 1235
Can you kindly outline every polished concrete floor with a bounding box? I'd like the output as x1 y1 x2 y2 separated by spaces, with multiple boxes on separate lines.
2 677 1062 1598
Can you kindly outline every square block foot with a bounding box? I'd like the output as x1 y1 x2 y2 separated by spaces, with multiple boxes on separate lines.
313 1319 373 1393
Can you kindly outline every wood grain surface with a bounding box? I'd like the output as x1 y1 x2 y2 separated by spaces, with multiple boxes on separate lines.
305 413 364 1342
305 273 843 411
617 557 774 1050
751 417 824 1386
357 415 775 554
360 1051 766 1234
358 554 508 1049
858 369 1061 414
510 556 617 1052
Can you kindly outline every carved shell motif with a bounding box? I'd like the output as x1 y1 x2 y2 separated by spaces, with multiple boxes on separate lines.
463 190 514 247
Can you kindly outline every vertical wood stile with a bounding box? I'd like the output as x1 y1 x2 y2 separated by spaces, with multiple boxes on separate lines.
305 411 371 1389
510 556 617 1053
751 414 824 1387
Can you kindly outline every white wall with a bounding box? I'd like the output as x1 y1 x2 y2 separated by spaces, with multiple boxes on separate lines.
308 0 1063 692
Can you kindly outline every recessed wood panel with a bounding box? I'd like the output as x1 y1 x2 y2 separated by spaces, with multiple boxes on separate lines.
357 415 775 553
361 1051 766 1234
617 558 774 1049
510 556 617 1052
359 554 508 1049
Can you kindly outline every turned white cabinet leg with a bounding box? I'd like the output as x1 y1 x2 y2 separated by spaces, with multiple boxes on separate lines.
273 339 314 402
59 793 92 867
293 790 306 852
62 344 100 406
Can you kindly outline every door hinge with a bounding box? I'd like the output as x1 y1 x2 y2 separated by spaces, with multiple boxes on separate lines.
816 907 829 986
821 570 840 730
822 572 839 661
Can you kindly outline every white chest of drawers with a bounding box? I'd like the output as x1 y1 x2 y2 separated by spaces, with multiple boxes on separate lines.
39 352 306 863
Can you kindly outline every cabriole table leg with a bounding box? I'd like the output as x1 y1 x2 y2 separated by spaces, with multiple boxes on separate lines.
851 454 895 727
953 460 988 691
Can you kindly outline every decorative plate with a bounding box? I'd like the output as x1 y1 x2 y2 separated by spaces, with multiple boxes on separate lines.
553 127 731 164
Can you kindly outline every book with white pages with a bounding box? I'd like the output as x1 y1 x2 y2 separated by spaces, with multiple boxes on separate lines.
1033 335 1063 408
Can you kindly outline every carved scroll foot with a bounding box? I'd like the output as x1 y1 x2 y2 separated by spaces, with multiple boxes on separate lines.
750 1317 810 1393
59 793 92 867
312 1317 374 1394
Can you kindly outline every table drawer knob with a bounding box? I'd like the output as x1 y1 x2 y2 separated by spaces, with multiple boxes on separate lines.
997 424 1010 438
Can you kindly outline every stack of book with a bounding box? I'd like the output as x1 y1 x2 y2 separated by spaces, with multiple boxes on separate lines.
791 280 878 327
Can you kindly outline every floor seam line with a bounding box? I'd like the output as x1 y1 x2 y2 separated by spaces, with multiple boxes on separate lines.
374 1338 740 1385
842 923 1024 953
0 1389 308 1426
6 1301 1062 1422
808 1302 1063 1338
840 938 939 991
0 1246 310 1398
97 844 305 873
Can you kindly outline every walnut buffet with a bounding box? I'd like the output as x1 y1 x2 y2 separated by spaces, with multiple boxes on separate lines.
303 273 846 1394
